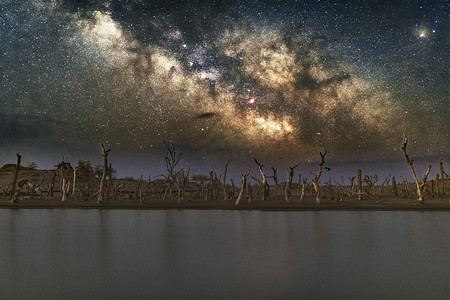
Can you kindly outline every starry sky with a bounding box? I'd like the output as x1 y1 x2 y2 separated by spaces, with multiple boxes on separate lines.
0 0 448 178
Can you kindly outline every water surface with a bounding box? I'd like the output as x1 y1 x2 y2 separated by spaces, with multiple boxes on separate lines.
0 209 448 299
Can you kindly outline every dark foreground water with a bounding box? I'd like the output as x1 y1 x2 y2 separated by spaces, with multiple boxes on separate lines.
0 209 449 300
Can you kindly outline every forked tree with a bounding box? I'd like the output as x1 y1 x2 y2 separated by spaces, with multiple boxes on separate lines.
285 162 301 201
312 146 330 204
163 141 183 203
401 135 431 204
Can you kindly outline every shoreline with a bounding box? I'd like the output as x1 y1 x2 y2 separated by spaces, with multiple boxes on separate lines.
1 199 449 211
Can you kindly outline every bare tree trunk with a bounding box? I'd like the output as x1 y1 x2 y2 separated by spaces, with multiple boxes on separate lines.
434 174 440 196
10 153 21 204
72 167 77 196
271 167 279 200
402 178 410 198
207 170 214 202
230 179 235 199
138 176 144 204
97 144 111 204
392 176 398 196
299 179 307 202
247 183 252 203
61 178 70 202
254 158 269 201
439 159 446 196
357 169 362 201
223 160 230 201
312 147 330 204
213 172 219 199
284 180 290 202
285 162 301 201
349 176 356 193
235 170 250 205
284 162 301 201
106 163 112 202
47 171 56 200
401 135 431 204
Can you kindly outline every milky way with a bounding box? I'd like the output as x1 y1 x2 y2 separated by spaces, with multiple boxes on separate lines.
0 0 448 176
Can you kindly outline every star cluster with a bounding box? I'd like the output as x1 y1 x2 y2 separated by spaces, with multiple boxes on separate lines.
0 0 448 176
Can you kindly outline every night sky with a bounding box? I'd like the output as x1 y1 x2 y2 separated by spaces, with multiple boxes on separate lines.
1 0 448 179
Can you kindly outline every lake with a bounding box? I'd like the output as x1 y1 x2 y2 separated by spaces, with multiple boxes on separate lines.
0 209 449 299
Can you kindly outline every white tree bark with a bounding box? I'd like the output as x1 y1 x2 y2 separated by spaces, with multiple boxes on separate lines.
401 135 431 204
254 158 269 201
235 170 250 205
312 147 330 204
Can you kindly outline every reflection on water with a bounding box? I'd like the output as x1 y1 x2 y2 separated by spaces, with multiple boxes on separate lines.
0 210 449 299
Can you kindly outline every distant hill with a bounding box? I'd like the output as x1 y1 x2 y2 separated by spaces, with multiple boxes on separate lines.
0 164 29 173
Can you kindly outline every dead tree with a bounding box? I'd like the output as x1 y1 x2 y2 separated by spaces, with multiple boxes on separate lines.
146 175 153 200
285 162 301 201
137 176 144 204
251 176 262 198
235 170 250 205
299 178 307 202
112 182 123 201
271 167 280 199
206 170 214 202
213 172 219 199
364 174 378 197
332 177 346 202
401 177 410 198
348 176 356 193
392 176 398 196
35 176 46 199
97 144 111 204
439 159 447 196
381 175 392 194
61 178 70 202
230 179 236 199
80 183 92 202
401 135 431 203
106 163 112 201
312 147 330 204
254 158 269 201
72 167 77 196
247 183 252 203
58 156 68 195
10 153 21 204
222 160 230 201
357 169 362 201
177 168 190 203
163 141 182 202
46 171 56 200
